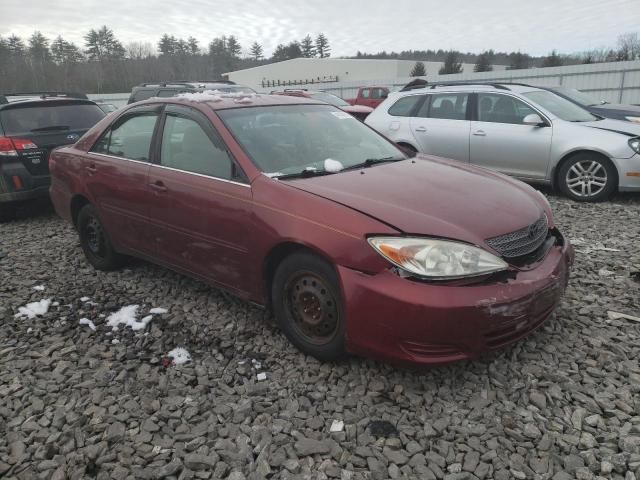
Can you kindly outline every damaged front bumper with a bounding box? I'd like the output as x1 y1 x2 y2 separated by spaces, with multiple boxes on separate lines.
339 235 574 365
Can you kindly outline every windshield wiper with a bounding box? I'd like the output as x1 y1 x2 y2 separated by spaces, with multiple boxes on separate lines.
345 156 405 170
273 167 333 180
30 125 70 132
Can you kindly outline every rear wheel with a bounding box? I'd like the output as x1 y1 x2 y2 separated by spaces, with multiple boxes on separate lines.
558 153 616 202
77 204 124 270
272 252 346 361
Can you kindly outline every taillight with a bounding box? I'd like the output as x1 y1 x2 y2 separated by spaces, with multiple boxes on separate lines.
0 137 37 158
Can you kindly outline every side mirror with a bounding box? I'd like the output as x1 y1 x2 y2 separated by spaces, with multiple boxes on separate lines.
523 113 545 126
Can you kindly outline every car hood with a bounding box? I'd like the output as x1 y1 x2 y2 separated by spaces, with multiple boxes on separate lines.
592 103 640 115
286 155 545 247
340 104 374 113
580 118 640 136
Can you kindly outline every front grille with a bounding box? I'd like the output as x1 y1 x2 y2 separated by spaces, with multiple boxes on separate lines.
485 215 548 258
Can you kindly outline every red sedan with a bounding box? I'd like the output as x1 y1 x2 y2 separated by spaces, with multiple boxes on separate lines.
49 92 574 364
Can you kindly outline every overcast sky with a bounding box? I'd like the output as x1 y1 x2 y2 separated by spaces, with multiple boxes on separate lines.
1 0 639 57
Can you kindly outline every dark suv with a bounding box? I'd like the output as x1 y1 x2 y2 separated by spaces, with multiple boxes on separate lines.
0 92 105 220
127 81 256 104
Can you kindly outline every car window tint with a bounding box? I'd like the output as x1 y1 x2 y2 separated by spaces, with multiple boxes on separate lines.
388 95 423 117
157 90 176 98
160 115 232 179
478 93 537 125
428 93 468 120
0 103 105 136
132 90 156 102
360 89 370 99
371 88 382 99
92 113 158 161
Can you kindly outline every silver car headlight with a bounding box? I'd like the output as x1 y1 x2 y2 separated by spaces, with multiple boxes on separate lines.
629 137 640 154
625 116 640 124
368 237 508 280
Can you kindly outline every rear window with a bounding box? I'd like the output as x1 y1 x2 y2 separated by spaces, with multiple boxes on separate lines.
388 95 423 116
0 103 105 136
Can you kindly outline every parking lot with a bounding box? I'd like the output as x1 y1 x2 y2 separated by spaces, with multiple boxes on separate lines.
0 191 639 480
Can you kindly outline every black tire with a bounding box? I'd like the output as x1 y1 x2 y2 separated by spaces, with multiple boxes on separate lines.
557 153 617 202
77 204 124 271
0 203 16 222
272 252 346 361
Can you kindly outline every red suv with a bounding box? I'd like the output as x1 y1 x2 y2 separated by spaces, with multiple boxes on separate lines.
50 92 573 365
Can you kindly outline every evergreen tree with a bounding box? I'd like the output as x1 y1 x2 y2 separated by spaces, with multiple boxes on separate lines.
301 35 315 58
542 50 563 67
51 36 83 63
410 61 426 76
474 50 494 72
249 41 263 61
507 51 530 70
7 35 26 56
84 26 125 60
272 42 302 62
226 35 242 58
158 34 176 55
187 37 199 55
438 50 463 74
315 33 330 58
28 31 52 63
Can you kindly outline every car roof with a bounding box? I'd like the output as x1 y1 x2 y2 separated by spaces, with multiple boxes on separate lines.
132 92 326 111
0 97 98 111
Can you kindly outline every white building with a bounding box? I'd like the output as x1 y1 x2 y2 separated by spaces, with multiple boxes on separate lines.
224 58 507 92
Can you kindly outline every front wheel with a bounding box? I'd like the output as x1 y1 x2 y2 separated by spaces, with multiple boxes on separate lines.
272 252 346 361
77 204 124 270
558 153 617 202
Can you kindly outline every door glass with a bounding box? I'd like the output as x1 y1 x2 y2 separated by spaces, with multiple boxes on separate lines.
388 95 424 117
157 90 177 97
478 93 538 124
428 93 468 120
360 89 370 99
371 88 382 99
160 115 232 179
92 113 158 161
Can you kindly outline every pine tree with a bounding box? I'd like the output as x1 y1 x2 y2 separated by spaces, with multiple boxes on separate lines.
7 35 26 56
542 50 563 67
438 50 463 74
301 35 315 58
507 51 530 70
158 34 176 55
249 41 263 61
315 33 330 58
187 37 199 55
28 31 51 63
84 26 124 60
410 61 426 76
51 36 83 63
474 50 494 72
226 36 242 58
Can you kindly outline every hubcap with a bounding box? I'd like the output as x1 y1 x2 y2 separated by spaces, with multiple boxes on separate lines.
85 216 105 257
284 272 338 345
566 160 607 198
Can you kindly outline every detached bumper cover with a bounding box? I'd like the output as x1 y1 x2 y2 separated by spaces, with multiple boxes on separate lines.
340 238 574 364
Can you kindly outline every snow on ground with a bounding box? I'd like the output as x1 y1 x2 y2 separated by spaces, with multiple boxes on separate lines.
15 299 52 319
106 305 154 331
167 347 191 365
32 285 45 291
79 318 96 331
149 307 168 314
80 296 90 302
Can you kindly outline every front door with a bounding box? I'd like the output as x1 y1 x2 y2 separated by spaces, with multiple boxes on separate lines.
470 92 552 179
409 92 471 162
147 105 254 296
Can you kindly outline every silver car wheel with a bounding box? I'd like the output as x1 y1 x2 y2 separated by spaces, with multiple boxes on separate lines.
565 159 608 198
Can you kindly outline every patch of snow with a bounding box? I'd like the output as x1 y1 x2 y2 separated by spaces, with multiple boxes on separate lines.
80 296 90 302
324 158 344 173
106 305 153 331
257 372 267 381
111 338 120 344
167 347 191 365
52 301 60 307
178 91 223 102
32 285 45 291
149 307 168 314
27 327 33 333
330 419 344 432
79 318 96 331
15 299 52 319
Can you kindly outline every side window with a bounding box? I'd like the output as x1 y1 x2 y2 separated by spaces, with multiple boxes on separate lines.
477 93 538 125
91 113 158 161
428 93 469 120
371 88 382 99
132 89 156 102
360 89 370 99
157 89 177 98
388 95 423 117
160 115 232 180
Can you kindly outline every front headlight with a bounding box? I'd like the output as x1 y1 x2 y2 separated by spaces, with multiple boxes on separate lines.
625 116 640 124
629 137 640 154
368 237 508 280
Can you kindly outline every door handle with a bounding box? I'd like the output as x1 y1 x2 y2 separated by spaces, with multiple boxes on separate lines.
415 126 427 133
149 181 167 193
85 164 97 174
472 130 486 136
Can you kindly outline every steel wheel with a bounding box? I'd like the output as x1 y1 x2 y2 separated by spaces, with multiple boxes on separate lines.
85 216 106 257
284 271 339 346
77 204 124 271
565 159 607 198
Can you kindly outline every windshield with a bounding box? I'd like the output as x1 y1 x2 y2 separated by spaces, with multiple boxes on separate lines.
309 92 350 107
219 104 404 176
0 103 105 136
523 91 598 122
552 87 602 107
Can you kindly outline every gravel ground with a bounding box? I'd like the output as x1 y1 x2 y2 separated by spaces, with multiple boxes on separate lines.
1 192 639 480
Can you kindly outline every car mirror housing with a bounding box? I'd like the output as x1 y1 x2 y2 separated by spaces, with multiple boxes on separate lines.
523 113 545 126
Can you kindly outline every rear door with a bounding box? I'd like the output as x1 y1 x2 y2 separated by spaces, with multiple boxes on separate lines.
85 105 161 256
409 92 471 162
147 105 254 295
470 92 552 179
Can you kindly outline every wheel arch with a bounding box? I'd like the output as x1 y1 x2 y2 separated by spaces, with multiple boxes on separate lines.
552 149 618 190
70 194 91 228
